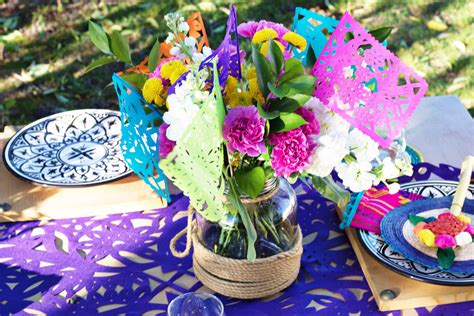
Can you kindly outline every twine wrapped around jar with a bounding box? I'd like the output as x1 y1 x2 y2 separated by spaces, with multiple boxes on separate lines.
170 205 303 299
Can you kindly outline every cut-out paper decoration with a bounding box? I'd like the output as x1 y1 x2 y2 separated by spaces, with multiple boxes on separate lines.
311 12 428 148
200 4 242 87
159 85 225 221
112 73 170 201
290 7 339 66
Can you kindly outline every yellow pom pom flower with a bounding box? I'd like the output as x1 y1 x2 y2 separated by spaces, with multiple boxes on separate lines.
248 78 265 104
224 75 239 96
169 64 187 84
252 28 278 44
416 229 436 247
142 78 163 104
246 67 257 80
160 60 185 80
228 91 253 107
260 40 285 56
283 31 307 51
457 214 471 224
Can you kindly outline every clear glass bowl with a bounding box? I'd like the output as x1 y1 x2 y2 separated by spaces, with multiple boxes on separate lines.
196 177 298 259
167 292 224 316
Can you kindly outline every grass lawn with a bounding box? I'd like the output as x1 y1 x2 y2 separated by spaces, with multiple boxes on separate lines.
0 0 472 130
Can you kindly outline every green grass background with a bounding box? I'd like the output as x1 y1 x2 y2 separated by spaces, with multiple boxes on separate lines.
0 0 472 130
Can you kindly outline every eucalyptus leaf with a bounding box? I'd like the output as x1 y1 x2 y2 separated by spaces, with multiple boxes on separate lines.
270 112 307 133
88 20 111 54
311 175 350 209
110 30 132 64
83 56 115 75
267 38 284 75
437 247 455 270
235 166 266 199
252 43 274 98
148 38 160 73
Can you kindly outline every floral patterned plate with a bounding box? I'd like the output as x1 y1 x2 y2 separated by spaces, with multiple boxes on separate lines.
3 109 132 187
358 181 474 286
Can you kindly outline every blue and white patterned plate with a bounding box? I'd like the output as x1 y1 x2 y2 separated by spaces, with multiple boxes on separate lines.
3 109 132 187
358 181 474 286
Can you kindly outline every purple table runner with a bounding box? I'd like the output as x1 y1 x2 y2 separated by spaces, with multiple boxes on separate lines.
1 163 473 315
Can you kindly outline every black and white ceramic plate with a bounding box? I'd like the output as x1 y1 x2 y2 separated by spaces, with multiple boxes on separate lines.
3 109 132 187
358 181 474 286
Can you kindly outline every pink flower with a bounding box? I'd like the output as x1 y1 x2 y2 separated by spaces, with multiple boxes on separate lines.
269 128 311 177
149 57 180 85
435 234 456 249
438 212 454 219
158 123 176 158
465 225 474 235
296 106 320 150
222 106 266 156
237 20 290 47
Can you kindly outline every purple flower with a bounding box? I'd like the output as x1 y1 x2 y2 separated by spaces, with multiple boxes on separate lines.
296 106 320 150
222 106 266 156
158 123 176 158
237 20 290 47
435 234 456 249
269 128 311 177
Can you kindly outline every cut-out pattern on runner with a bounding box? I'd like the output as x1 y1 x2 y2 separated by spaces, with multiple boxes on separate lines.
311 12 428 148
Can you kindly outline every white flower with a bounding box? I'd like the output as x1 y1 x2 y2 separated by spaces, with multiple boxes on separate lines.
306 134 349 177
381 157 400 179
184 36 196 47
387 182 401 194
348 129 379 162
192 45 213 63
165 32 175 44
455 231 472 247
178 21 190 34
395 157 414 176
336 161 377 192
169 45 187 60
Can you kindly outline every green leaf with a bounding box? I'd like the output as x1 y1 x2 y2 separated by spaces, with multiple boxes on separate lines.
257 102 279 120
251 43 274 98
148 38 160 73
437 247 455 270
267 38 284 75
270 112 307 133
268 97 301 113
227 178 257 261
83 56 115 75
311 175 350 209
305 45 317 68
235 166 266 199
268 82 289 98
288 93 311 106
369 26 393 42
110 30 132 64
282 75 316 93
88 20 111 54
408 214 426 226
280 58 305 84
120 72 147 91
212 60 226 134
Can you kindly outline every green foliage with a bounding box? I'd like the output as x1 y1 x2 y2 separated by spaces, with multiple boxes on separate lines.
266 39 284 75
311 175 350 209
110 30 132 64
251 43 275 98
119 73 147 91
234 166 266 199
270 112 307 133
147 38 161 73
83 56 115 75
88 20 111 54
437 247 455 270
408 214 427 225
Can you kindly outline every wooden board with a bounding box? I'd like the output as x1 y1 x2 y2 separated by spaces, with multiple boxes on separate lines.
0 127 167 222
335 207 474 312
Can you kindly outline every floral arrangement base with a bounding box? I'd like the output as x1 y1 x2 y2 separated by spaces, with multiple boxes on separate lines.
191 225 303 299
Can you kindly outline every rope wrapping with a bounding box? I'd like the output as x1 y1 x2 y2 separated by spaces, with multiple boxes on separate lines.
170 205 303 299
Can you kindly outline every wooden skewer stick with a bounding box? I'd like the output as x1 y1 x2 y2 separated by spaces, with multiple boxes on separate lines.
450 156 474 216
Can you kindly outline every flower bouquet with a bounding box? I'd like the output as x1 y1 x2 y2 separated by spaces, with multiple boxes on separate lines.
85 5 427 298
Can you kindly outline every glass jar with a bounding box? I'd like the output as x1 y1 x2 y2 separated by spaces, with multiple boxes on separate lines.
196 177 298 259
